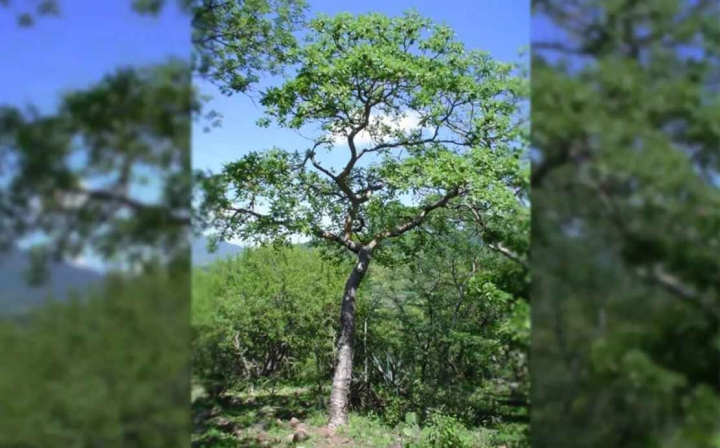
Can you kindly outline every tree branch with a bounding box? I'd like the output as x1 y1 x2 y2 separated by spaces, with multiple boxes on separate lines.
64 187 190 226
458 203 529 268
635 264 720 321
369 187 462 248
223 205 361 253
313 227 361 253
488 242 529 269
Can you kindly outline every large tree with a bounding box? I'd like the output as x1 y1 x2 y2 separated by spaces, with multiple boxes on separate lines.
197 11 527 426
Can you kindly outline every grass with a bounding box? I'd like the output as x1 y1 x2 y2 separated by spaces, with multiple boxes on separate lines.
191 382 523 447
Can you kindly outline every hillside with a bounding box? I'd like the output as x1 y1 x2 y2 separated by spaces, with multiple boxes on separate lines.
192 236 244 267
0 251 103 315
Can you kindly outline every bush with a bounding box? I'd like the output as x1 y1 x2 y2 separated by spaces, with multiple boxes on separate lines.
491 423 530 448
192 245 347 392
0 268 190 448
423 412 475 448
403 410 488 448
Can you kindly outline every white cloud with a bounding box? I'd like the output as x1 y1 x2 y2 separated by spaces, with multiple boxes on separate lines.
69 255 90 267
67 253 105 271
329 110 423 146
54 179 98 209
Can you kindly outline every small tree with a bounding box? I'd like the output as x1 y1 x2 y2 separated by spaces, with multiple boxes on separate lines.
198 11 527 426
192 245 346 394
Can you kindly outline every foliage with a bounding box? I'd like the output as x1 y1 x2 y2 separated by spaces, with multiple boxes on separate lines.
192 245 347 394
1 0 309 271
351 219 529 424
192 0 308 95
192 231 530 442
0 267 190 448
197 10 527 254
416 411 475 448
532 0 720 446
0 60 194 275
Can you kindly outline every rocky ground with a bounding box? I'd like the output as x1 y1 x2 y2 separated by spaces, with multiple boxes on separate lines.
191 384 512 447
191 386 406 447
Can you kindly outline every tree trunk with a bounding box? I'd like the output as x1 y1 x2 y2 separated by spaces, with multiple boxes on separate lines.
328 248 372 427
362 317 369 409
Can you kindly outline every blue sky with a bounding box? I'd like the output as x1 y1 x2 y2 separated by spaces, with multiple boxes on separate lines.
0 1 190 113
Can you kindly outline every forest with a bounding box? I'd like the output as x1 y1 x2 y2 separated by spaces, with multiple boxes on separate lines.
191 237 529 446
0 0 717 448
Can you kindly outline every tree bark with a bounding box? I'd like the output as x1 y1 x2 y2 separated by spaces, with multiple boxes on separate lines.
328 248 372 427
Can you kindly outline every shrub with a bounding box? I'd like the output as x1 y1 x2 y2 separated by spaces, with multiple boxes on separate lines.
192 245 346 392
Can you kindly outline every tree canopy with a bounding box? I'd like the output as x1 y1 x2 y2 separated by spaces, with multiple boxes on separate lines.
197 11 528 255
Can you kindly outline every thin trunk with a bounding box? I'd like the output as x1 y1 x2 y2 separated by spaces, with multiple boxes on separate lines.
328 249 372 427
362 317 369 409
315 347 324 398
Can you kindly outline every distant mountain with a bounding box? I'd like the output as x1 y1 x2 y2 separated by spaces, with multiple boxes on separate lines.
191 236 244 267
0 237 244 316
0 251 103 316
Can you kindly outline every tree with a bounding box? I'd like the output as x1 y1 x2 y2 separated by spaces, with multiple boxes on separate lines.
197 10 527 426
